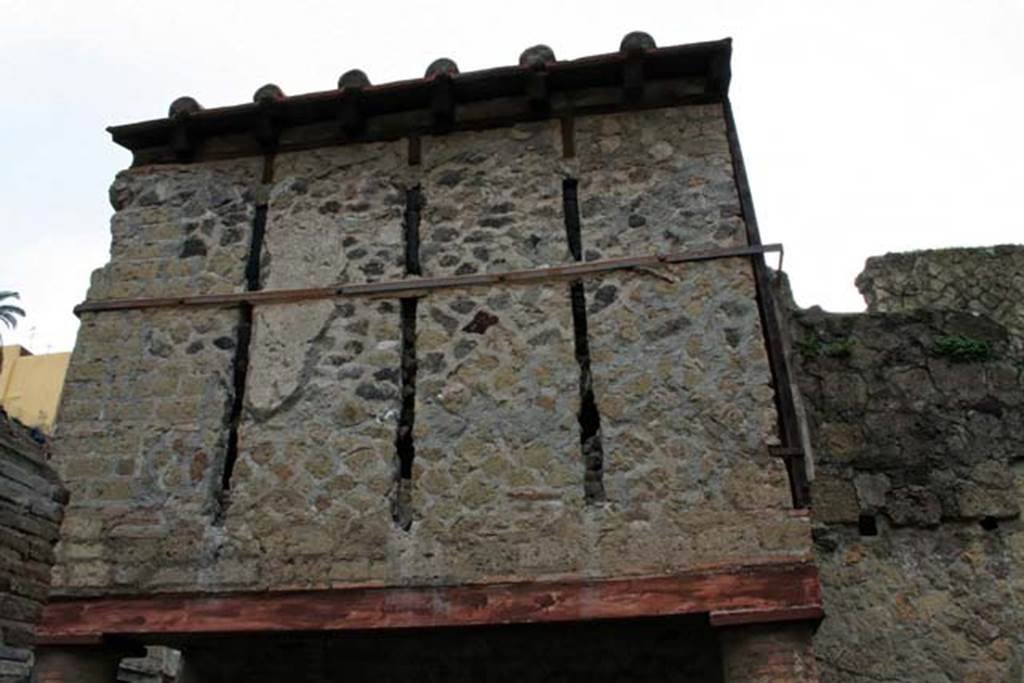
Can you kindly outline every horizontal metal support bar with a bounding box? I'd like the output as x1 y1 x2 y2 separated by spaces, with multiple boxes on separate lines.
74 243 782 316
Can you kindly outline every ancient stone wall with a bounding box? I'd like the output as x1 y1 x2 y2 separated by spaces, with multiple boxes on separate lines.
95 159 262 300
51 102 809 596
0 411 66 682
573 106 746 257
856 244 1024 346
777 263 1024 682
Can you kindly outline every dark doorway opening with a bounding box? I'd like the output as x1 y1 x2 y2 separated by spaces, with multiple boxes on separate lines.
167 614 724 682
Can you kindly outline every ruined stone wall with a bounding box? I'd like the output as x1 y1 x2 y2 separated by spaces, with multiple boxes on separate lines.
778 266 1024 682
856 244 1024 346
52 103 808 596
0 412 66 682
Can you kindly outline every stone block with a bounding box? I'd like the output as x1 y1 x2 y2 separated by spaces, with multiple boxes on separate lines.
956 483 1019 520
884 486 942 527
811 476 860 524
854 472 890 511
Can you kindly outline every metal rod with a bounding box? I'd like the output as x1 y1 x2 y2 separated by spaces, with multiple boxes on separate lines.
74 243 782 315
722 96 810 509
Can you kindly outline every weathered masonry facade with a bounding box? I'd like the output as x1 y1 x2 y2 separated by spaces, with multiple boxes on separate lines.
0 411 66 683
38 34 821 681
786 246 1024 682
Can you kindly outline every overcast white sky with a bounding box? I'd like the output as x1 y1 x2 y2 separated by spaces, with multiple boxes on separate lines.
1 0 1021 352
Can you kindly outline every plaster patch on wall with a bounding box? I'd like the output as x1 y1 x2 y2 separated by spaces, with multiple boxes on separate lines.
265 142 407 289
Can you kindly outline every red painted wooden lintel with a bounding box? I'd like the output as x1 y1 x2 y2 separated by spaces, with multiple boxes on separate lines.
38 559 822 645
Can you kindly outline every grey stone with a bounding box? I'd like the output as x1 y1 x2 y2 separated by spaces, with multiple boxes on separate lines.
168 96 202 117
812 476 860 524
425 58 459 78
854 472 890 510
253 83 285 104
956 483 1019 519
519 44 556 68
338 69 371 89
620 31 656 52
885 486 942 527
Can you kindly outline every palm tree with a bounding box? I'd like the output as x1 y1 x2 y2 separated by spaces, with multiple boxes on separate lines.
0 291 26 375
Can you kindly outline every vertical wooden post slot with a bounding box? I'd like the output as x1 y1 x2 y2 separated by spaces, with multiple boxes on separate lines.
562 178 606 503
560 116 576 159
219 153 275 499
393 186 422 529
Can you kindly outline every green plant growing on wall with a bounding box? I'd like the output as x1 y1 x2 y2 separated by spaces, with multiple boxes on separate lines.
794 337 819 358
0 290 27 375
933 335 993 363
821 338 854 359
796 335 854 359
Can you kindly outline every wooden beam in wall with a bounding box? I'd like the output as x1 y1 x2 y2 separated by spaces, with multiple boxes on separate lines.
38 559 821 645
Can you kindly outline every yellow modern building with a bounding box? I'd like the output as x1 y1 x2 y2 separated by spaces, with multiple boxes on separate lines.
0 345 70 434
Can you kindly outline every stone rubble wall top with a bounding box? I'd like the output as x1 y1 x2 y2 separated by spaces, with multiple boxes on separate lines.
856 244 1024 346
